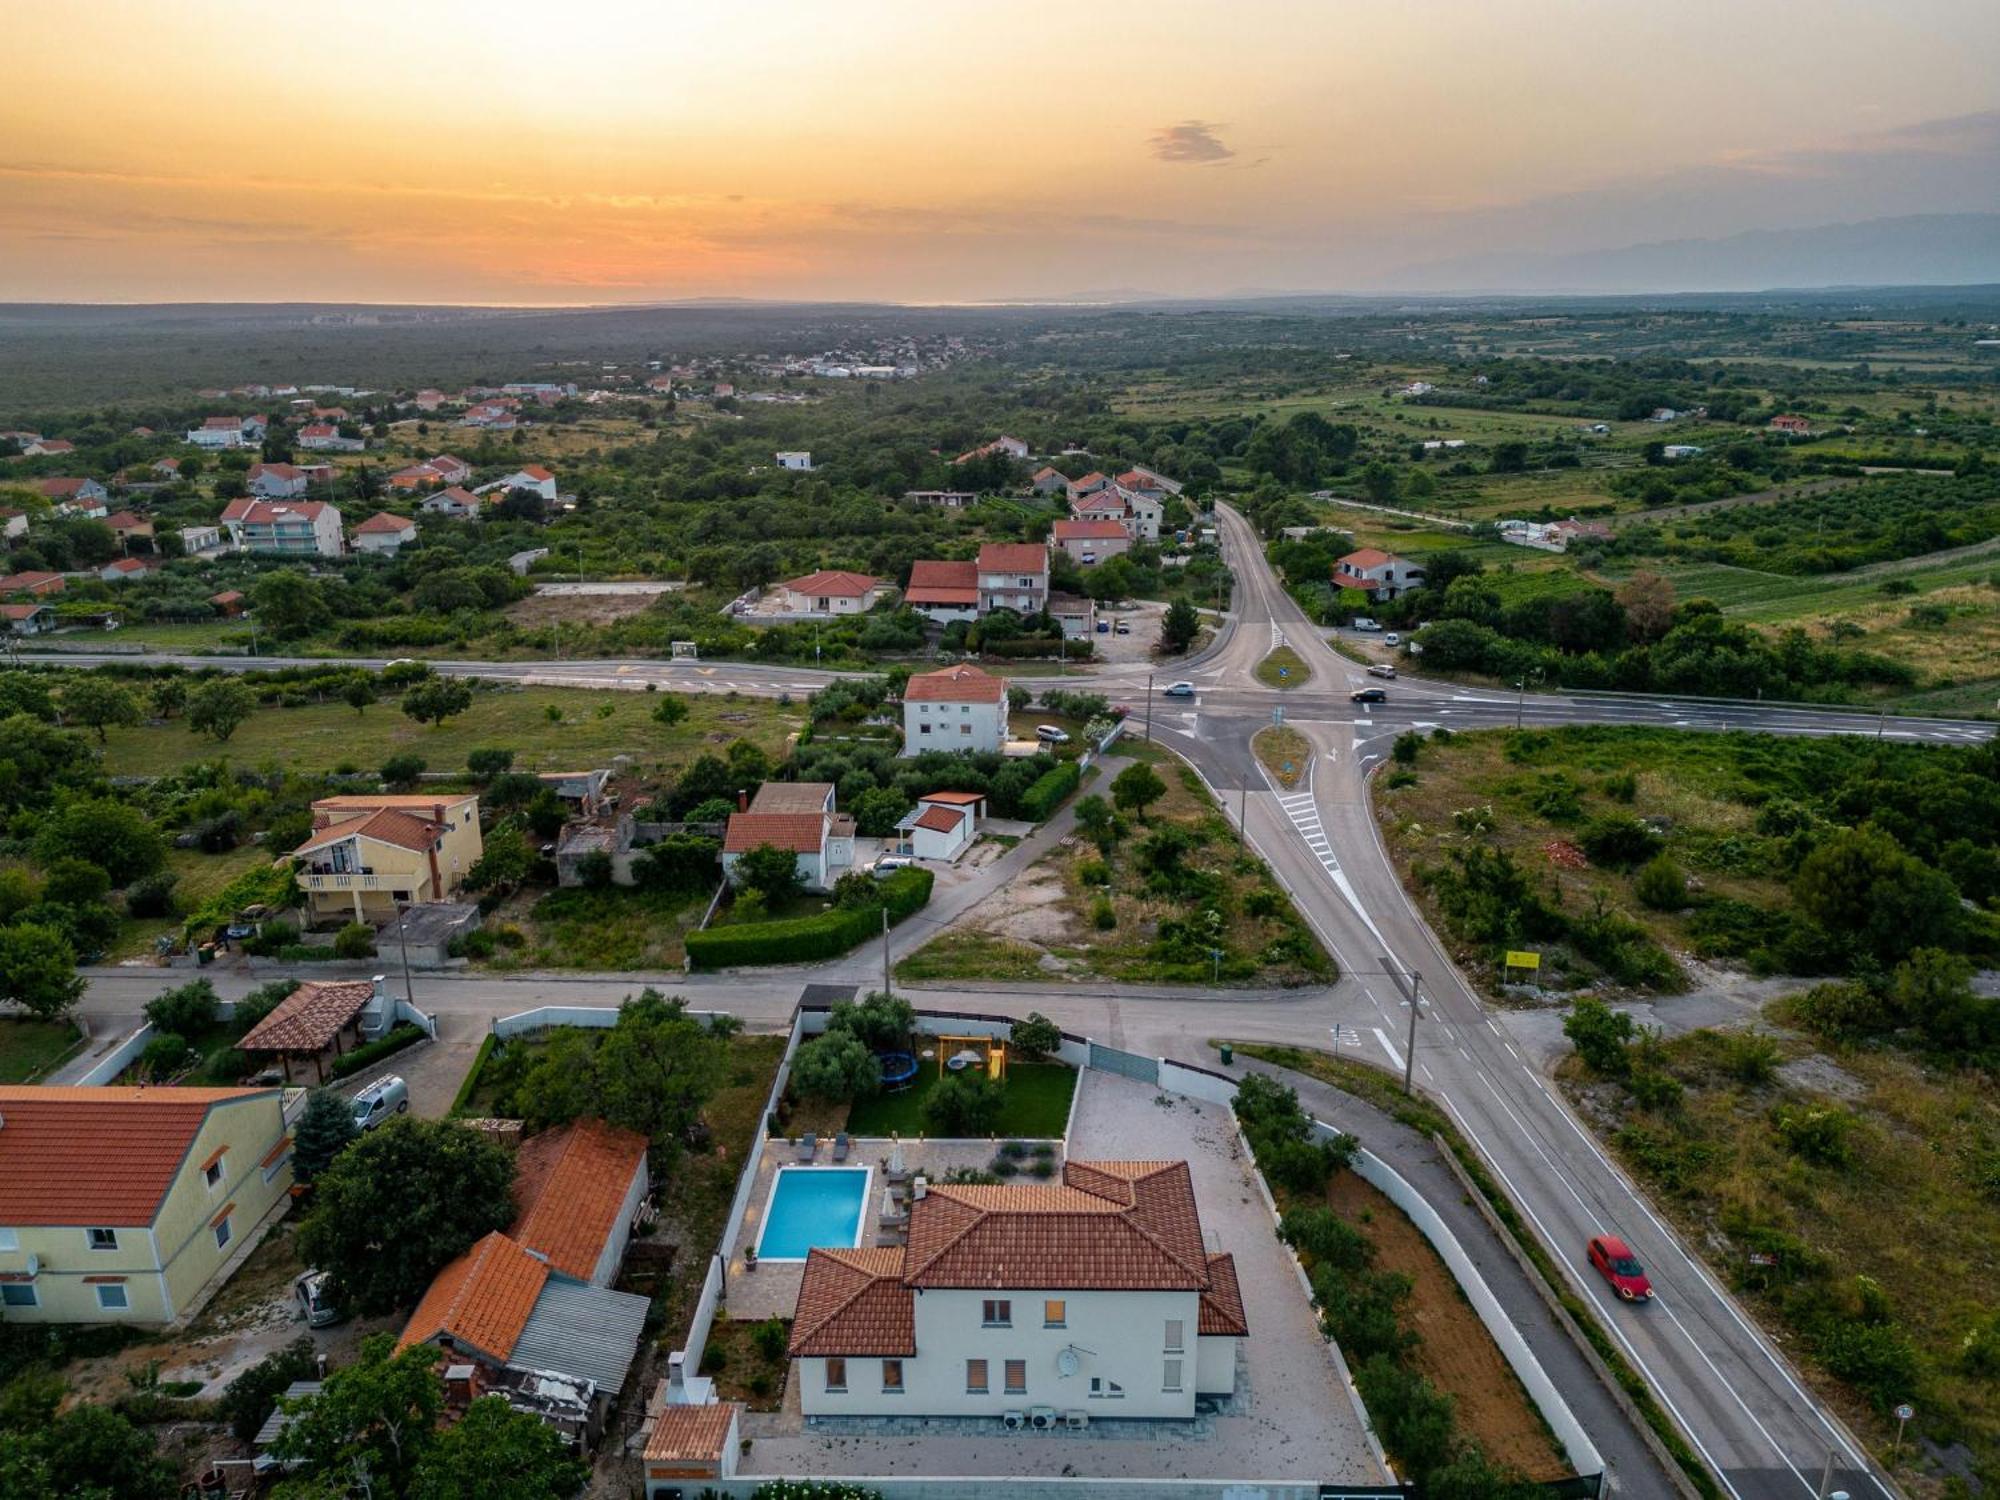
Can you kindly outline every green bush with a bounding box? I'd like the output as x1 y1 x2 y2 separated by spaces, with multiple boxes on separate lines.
1018 762 1080 822
327 1023 425 1081
925 1071 1002 1135
1634 854 1688 910
332 922 376 959
1564 997 1635 1075
1772 1104 1856 1166
1090 897 1116 930
1581 815 1664 868
686 868 932 969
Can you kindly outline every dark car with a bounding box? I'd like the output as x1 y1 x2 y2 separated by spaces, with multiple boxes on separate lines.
1587 1234 1653 1301
1349 687 1387 704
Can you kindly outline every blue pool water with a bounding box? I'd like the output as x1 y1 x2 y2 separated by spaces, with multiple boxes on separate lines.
756 1166 871 1260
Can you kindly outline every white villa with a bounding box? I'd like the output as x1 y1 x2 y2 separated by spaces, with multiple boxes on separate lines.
901 664 1009 756
788 1160 1246 1420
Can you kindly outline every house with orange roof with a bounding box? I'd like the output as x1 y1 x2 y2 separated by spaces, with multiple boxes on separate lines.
1029 465 1069 496
291 791 482 925
0 1085 294 1324
350 511 418 556
641 1402 744 1493
975 541 1049 615
1052 517 1132 563
894 790 986 861
776 568 886 616
788 1159 1246 1418
903 558 980 624
103 510 154 547
246 461 309 499
721 785 855 892
220 497 345 558
396 1117 653 1446
1332 548 1425 600
901 664 1010 756
951 434 1029 465
419 485 484 519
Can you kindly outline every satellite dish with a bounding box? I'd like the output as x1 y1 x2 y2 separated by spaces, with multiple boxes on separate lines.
1056 1348 1081 1378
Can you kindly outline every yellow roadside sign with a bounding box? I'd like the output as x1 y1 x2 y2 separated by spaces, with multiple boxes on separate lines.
1504 950 1541 970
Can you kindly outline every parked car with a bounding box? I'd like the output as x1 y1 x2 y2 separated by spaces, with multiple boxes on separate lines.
1096 620 1110 633
1587 1235 1653 1301
1350 687 1387 704
351 1075 409 1131
1162 681 1196 698
1035 724 1071 744
1114 621 1132 635
295 1270 344 1328
870 855 916 877
1351 617 1381 632
1384 632 1401 647
1367 663 1397 680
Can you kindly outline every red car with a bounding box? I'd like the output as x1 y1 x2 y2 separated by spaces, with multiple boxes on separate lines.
1588 1235 1653 1301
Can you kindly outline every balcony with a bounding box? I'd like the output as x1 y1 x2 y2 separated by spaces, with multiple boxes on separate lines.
300 868 421 896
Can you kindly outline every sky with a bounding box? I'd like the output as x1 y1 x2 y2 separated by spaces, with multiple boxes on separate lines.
3 0 1998 303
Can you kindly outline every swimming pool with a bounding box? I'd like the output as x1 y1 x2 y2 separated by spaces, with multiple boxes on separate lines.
755 1166 873 1261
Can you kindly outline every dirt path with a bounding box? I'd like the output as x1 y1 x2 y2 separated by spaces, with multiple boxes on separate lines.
1326 1172 1570 1481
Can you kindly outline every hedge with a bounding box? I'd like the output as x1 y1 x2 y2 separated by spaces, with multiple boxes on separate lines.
327 1023 426 1081
686 867 934 970
1019 762 1081 823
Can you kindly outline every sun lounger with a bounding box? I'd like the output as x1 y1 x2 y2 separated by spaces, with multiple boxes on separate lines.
831 1132 850 1162
795 1133 816 1162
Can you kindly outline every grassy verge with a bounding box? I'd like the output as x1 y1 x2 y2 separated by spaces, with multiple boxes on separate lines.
896 933 1048 984
1253 725 1311 789
0 1019 83 1083
1255 644 1311 689
844 1060 1076 1138
482 884 709 971
1230 1041 1723 1499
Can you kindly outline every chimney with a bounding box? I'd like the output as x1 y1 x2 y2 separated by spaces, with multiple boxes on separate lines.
668 1351 686 1393
912 1176 928 1201
737 788 749 813
371 974 387 1002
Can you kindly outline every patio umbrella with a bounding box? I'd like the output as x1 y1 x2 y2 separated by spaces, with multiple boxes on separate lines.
888 1137 905 1176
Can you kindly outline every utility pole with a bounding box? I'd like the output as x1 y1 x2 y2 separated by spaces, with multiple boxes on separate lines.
1381 955 1422 1095
395 900 416 1007
1145 670 1155 742
881 906 891 997
1514 678 1525 730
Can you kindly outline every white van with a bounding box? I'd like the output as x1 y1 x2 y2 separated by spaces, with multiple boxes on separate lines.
1351 618 1381 632
351 1075 409 1130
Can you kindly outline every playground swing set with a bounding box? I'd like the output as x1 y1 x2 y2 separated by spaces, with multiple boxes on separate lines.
936 1033 1008 1082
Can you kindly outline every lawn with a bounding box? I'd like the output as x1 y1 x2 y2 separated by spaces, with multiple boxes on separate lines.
0 1018 83 1082
894 933 1048 984
481 884 710 971
844 1060 1077 1138
97 685 802 778
1255 645 1311 690
109 843 272 961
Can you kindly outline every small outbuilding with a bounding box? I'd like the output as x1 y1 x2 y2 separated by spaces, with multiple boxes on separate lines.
897 790 984 862
238 976 387 1083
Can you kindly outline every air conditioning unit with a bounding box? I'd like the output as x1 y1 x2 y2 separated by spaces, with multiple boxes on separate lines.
1064 1411 1089 1431
1001 1410 1026 1432
1028 1406 1057 1430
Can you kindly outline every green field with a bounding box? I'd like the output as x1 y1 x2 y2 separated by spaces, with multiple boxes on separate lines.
0 1019 83 1083
842 1059 1077 1138
97 685 803 778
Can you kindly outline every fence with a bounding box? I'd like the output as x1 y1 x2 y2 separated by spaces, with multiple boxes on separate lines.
75 1024 154 1085
489 1004 729 1038
394 999 438 1039
1086 1040 1158 1085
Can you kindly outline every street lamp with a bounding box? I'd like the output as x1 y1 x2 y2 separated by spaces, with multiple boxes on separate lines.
1514 678 1525 730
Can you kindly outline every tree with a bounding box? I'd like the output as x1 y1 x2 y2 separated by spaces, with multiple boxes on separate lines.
1793 825 1961 964
1615 569 1677 642
60 676 140 743
42 856 110 909
296 1118 516 1314
251 569 324 637
186 676 257 742
222 1336 320 1442
466 747 514 781
791 1032 880 1102
408 1395 588 1500
1634 854 1688 910
1073 794 1119 854
28 1403 175 1500
1160 598 1200 653
507 990 727 1154
827 990 915 1050
1009 1011 1062 1059
734 841 804 903
144 976 217 1038
380 751 427 791
651 693 690 727
333 921 376 959
1563 996 1634 1075
925 1070 1002 1135
341 674 378 715
402 677 474 727
292 1087 360 1185
35 797 164 883
1111 762 1166 823
269 1334 443 1498
1391 731 1423 767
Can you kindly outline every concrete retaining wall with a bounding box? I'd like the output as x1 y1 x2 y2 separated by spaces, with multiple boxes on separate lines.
1159 1057 1237 1107
75 1024 153 1085
704 1480 1372 1500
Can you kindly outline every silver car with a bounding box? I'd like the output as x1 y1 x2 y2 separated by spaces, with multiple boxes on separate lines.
295 1270 343 1328
350 1075 409 1130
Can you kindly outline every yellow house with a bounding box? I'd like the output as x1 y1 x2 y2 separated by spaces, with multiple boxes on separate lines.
292 792 483 926
0 1085 296 1325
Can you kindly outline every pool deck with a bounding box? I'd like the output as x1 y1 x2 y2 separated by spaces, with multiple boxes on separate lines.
723 1135 1056 1323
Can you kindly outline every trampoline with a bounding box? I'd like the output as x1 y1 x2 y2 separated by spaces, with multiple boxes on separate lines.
877 1050 918 1092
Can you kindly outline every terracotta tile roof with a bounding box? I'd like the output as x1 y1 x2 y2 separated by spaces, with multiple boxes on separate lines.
920 790 984 806
313 793 475 816
239 980 376 1055
1031 466 1067 480
1200 1252 1248 1336
912 804 965 834
34 478 93 498
723 811 826 855
976 542 1048 575
904 664 1005 704
901 1160 1211 1292
748 782 835 815
210 590 245 605
1067 471 1109 490
782 569 879 598
1336 548 1395 570
515 465 554 481
1053 519 1128 541
904 559 978 605
509 1118 648 1282
643 1402 740 1463
397 1230 548 1363
104 511 149 530
220 498 331 524
789 1247 916 1356
353 511 415 534
0 1086 274 1226
102 558 148 575
1072 491 1129 515
295 806 443 856
0 604 48 622
247 462 303 481
429 486 481 509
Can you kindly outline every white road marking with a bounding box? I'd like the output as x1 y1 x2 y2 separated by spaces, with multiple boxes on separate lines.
1372 1027 1404 1072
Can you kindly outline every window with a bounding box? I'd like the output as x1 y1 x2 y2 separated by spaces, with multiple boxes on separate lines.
1163 1359 1183 1393
825 1357 847 1392
960 723 971 735
204 1158 225 1190
981 1299 1011 1327
1004 1359 1026 1396
1088 1376 1123 1399
95 1283 129 1311
213 1216 232 1251
881 1359 903 1393
87 1228 117 1251
1 1283 37 1308
1164 1318 1184 1353
0 1228 17 1253
919 723 931 736
1043 1299 1066 1328
965 1359 988 1394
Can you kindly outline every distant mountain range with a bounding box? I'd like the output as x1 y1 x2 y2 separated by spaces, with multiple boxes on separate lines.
1384 213 2000 295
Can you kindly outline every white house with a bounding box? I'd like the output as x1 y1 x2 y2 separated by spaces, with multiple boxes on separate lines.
952 435 1029 464
902 491 977 509
788 1160 1246 1420
220 498 345 558
777 569 886 616
1051 518 1131 564
0 508 26 542
897 790 983 861
34 478 110 514
1662 444 1704 461
975 542 1049 615
99 558 148 583
420 486 484 519
296 423 365 453
485 465 557 502
186 415 251 449
177 525 227 558
1123 490 1163 542
1332 548 1425 600
775 451 813 471
721 784 855 892
902 560 979 624
351 512 418 555
902 664 1009 756
246 462 309 499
